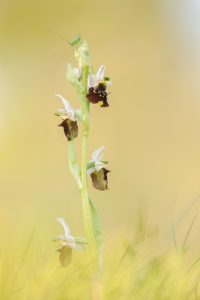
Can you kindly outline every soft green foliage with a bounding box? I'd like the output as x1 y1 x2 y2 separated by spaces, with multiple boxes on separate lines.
1 225 200 300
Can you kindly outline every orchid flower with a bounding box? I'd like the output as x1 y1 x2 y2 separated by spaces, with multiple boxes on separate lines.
74 40 90 67
87 65 112 107
56 218 86 267
55 94 82 141
87 146 110 190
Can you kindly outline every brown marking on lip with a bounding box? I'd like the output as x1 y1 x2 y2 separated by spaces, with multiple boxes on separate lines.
59 119 78 141
90 168 110 190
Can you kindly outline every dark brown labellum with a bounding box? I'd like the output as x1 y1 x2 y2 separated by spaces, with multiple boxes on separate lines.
90 167 110 190
87 83 109 107
59 119 78 141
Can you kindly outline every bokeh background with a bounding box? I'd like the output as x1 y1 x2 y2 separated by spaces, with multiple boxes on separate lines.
1 0 200 255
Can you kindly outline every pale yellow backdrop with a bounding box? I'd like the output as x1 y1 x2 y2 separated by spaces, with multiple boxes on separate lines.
1 0 200 252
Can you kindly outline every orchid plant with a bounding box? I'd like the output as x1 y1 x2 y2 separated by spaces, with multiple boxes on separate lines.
55 36 111 272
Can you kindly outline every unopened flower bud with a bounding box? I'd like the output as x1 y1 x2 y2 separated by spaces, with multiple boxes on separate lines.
75 41 90 68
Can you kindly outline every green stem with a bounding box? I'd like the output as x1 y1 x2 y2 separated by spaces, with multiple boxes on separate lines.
68 140 82 189
80 106 96 255
80 65 97 256
81 131 96 252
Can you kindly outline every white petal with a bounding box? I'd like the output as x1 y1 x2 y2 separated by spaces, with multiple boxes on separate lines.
57 217 71 238
88 74 98 88
74 244 86 250
95 161 107 172
57 108 66 114
95 65 105 82
55 235 66 241
75 237 87 244
55 94 75 121
87 75 93 88
92 146 106 162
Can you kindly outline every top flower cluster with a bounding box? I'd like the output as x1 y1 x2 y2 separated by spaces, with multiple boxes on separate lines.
67 37 112 105
55 37 112 141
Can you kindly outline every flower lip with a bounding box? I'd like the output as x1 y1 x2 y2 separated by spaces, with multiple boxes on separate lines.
87 86 109 107
59 119 78 141
87 146 110 190
91 167 110 191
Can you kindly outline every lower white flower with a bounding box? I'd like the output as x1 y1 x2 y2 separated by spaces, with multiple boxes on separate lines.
56 217 86 249
55 218 86 267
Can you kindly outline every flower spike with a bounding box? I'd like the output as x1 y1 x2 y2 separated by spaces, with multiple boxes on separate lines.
54 37 111 270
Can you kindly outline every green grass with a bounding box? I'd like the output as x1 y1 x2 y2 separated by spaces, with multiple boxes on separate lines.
0 222 200 300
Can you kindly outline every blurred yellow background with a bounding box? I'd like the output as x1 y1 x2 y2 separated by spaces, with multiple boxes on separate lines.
1 0 200 253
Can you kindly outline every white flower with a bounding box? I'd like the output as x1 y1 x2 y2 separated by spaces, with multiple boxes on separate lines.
88 65 112 89
87 146 107 175
56 217 86 249
55 94 81 121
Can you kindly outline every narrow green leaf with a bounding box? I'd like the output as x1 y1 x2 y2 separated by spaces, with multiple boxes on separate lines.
54 112 62 116
89 198 104 271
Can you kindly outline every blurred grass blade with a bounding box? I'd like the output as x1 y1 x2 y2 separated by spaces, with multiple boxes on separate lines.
171 222 178 254
182 215 197 253
186 256 200 274
12 230 34 289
